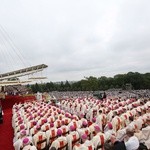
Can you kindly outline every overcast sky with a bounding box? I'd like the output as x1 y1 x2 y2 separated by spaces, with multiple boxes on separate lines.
0 0 150 82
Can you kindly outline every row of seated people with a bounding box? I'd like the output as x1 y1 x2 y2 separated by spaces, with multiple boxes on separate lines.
13 112 150 150
12 97 150 150
60 96 149 122
49 91 93 100
12 101 97 150
49 90 150 100
13 98 149 134
59 96 150 150
13 117 106 150
60 96 150 131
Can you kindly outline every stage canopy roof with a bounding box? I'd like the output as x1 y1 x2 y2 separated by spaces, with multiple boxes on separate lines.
0 64 48 81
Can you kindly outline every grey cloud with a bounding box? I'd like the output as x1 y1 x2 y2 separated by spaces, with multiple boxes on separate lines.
0 0 150 81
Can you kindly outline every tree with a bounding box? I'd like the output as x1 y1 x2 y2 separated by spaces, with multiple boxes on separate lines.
64 80 71 91
35 83 41 92
29 72 150 93
86 76 98 91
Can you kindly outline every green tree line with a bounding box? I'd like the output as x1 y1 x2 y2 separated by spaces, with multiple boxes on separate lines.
28 72 150 93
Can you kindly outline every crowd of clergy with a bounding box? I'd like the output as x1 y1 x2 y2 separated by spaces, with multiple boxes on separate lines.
12 91 150 150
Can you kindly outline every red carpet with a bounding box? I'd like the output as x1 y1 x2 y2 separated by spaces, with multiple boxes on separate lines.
0 107 14 150
0 95 36 150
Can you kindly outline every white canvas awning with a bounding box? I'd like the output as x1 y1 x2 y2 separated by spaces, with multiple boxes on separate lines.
0 64 48 81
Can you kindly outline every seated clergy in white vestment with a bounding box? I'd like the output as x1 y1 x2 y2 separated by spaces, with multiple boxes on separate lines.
46 123 58 146
14 135 33 150
77 121 90 140
33 125 47 150
104 122 116 141
73 134 94 150
49 129 68 150
66 125 80 150
22 138 37 150
91 132 105 150
14 128 30 143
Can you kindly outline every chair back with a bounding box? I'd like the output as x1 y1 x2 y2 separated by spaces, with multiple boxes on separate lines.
58 143 68 150
36 135 47 150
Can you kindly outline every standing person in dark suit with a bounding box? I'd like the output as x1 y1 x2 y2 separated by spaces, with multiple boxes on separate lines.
103 91 107 99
